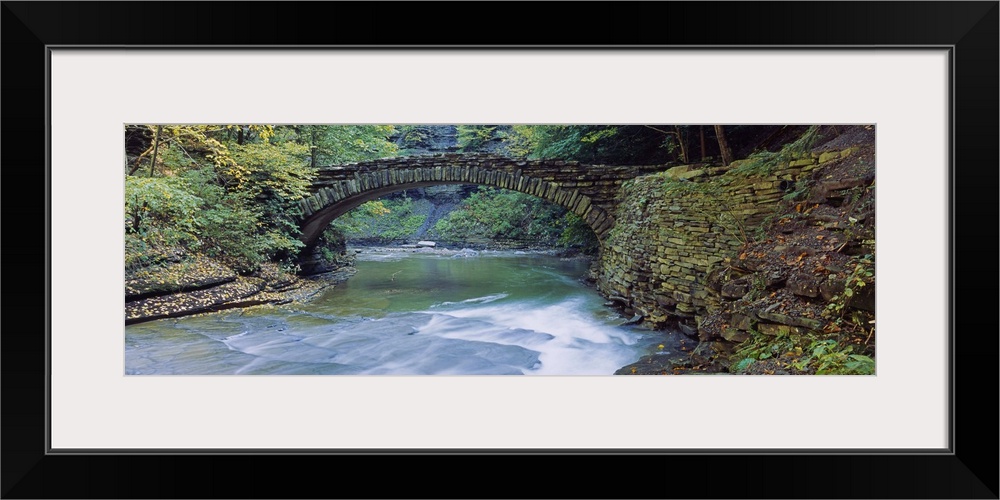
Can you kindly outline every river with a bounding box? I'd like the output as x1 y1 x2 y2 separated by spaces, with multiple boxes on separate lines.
125 250 670 375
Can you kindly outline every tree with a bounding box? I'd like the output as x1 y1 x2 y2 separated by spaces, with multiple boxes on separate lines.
700 125 707 161
502 125 673 165
714 125 734 166
147 125 162 177
294 125 398 167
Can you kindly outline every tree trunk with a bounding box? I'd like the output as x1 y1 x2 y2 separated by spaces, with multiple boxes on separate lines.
714 125 734 167
310 127 318 169
699 125 707 161
673 126 688 163
147 125 162 177
237 126 245 145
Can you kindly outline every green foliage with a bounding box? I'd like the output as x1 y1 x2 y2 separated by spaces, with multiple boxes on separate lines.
228 141 312 199
731 357 755 373
508 125 615 161
430 187 595 250
125 124 400 274
295 125 398 166
728 125 821 179
729 329 875 375
456 125 499 151
557 212 600 253
316 226 349 263
824 255 875 319
790 339 875 375
580 128 619 143
502 125 673 164
195 201 269 272
729 327 797 373
125 173 304 273
781 179 813 202
125 176 202 269
125 176 202 236
395 125 431 153
333 197 427 243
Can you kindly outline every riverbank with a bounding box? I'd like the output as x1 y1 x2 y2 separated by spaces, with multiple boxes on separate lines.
124 243 595 325
124 258 356 325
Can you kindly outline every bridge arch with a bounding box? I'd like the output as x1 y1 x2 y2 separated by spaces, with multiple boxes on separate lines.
296 154 619 250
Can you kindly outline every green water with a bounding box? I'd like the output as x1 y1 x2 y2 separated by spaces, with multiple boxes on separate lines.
125 250 668 375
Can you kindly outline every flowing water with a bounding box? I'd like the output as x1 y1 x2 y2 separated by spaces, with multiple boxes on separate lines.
125 250 668 375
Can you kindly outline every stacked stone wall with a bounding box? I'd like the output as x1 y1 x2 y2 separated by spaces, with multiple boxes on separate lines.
596 148 857 328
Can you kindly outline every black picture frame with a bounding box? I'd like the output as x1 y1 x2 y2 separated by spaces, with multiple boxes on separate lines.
3 2 997 498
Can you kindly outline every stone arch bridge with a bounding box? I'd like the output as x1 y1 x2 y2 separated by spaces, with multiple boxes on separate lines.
296 153 673 249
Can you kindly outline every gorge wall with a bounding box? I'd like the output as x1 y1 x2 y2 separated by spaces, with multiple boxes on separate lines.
596 141 873 344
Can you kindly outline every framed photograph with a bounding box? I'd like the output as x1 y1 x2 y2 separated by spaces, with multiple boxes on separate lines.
3 2 996 498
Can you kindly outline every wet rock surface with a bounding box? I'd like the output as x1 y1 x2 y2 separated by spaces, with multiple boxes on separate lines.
125 260 355 325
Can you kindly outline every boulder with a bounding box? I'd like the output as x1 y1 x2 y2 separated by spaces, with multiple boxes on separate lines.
819 276 845 301
765 271 787 288
756 310 823 330
787 273 820 298
416 241 436 247
721 278 750 299
730 313 754 331
722 328 750 343
848 283 876 312
678 321 698 337
757 323 809 336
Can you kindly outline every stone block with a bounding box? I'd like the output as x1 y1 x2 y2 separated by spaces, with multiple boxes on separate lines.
756 310 823 330
818 151 840 163
819 277 845 301
758 323 809 336
664 165 691 178
787 273 821 298
848 283 875 312
677 169 706 180
722 328 750 343
731 313 754 330
721 280 749 298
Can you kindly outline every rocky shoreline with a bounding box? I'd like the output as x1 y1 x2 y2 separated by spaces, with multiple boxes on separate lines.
124 244 593 325
124 259 355 325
